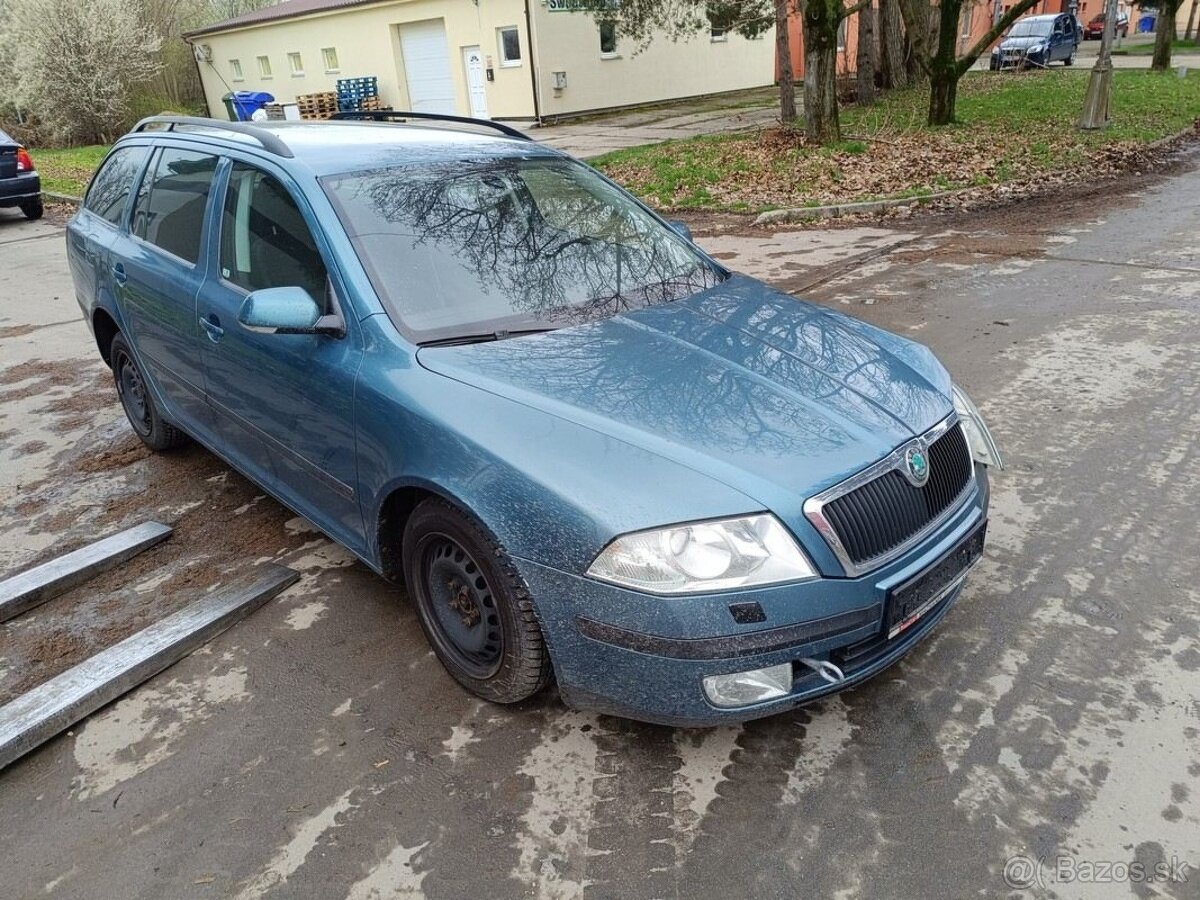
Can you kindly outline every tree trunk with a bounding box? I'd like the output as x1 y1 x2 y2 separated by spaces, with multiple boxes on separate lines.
1151 1 1178 71
800 0 843 143
1186 0 1198 41
857 3 878 103
878 0 907 88
904 11 928 84
926 0 964 125
927 66 958 125
776 0 798 124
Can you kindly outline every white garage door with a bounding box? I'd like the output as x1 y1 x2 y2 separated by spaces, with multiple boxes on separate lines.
398 20 456 114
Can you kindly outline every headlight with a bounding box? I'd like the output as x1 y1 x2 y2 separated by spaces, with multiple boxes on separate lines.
586 513 817 595
952 384 1004 470
1030 43 1046 53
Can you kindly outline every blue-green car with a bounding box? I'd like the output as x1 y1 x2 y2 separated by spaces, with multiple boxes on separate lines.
65 114 1002 725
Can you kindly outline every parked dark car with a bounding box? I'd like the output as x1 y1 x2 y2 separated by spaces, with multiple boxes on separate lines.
0 128 43 220
990 13 1080 69
1084 11 1130 39
64 114 1002 725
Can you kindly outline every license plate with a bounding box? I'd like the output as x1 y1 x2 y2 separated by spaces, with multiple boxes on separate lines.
884 520 986 640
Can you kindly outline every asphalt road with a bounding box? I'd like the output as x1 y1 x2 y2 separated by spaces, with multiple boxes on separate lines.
0 153 1198 899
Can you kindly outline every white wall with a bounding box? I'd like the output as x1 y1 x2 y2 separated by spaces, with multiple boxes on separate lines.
529 6 776 118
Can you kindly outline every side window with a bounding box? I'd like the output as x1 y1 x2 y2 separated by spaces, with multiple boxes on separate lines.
219 163 328 305
83 146 148 226
131 148 218 264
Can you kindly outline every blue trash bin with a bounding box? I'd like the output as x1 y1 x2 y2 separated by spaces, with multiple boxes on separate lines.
230 91 275 121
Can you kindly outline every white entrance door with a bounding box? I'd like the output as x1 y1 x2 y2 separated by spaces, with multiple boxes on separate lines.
398 20 456 114
462 45 488 119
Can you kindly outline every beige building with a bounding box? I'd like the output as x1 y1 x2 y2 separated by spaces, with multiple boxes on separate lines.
185 0 776 123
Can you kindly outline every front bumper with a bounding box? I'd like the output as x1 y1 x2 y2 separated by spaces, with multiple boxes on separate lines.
0 171 41 206
519 467 991 726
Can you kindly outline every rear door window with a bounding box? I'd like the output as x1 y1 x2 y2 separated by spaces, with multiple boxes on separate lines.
219 162 328 305
84 146 148 226
131 147 219 264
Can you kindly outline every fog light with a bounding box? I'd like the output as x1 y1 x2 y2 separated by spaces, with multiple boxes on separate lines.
702 663 793 708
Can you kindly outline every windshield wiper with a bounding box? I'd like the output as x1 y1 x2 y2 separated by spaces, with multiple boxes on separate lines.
418 327 557 348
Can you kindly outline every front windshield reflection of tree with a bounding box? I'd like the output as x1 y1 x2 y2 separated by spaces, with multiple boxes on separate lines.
329 157 721 338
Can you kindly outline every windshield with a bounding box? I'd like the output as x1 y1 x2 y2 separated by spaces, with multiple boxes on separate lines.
1008 19 1053 37
323 157 724 343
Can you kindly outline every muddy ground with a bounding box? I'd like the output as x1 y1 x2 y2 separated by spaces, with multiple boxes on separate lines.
0 148 1198 899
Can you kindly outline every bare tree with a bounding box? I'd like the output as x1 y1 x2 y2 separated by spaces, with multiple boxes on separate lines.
3 0 162 143
1186 0 1198 41
899 0 1040 125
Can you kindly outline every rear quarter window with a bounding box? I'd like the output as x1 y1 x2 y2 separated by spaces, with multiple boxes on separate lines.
83 146 148 226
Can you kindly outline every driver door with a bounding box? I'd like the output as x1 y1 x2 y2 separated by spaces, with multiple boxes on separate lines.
197 159 366 551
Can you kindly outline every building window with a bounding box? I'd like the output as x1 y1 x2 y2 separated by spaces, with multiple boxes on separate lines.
322 47 339 72
599 21 619 57
230 59 244 81
707 2 734 41
288 52 304 76
961 4 973 38
498 26 522 66
836 18 847 51
257 55 272 78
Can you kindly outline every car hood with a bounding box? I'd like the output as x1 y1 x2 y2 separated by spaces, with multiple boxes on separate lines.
999 35 1051 49
417 276 952 505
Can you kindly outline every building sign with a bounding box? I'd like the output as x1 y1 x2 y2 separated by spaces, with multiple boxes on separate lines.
546 0 618 11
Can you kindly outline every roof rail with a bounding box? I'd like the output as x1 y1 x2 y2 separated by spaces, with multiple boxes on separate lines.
330 110 532 142
131 115 294 158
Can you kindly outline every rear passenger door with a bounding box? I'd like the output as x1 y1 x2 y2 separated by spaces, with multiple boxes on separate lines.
115 146 219 437
197 159 366 550
66 145 148 317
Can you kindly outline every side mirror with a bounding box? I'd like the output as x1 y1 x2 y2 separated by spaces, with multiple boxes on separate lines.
667 220 694 242
237 286 344 337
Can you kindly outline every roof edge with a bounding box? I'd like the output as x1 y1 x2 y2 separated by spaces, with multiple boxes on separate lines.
183 0 382 40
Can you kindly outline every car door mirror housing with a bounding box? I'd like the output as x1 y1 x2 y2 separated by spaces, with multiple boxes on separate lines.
668 220 693 242
238 286 344 337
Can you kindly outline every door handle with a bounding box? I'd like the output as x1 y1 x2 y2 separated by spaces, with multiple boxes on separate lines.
111 262 127 285
200 315 224 343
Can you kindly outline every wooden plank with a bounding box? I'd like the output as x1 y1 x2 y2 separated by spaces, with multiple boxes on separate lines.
0 522 173 624
0 564 299 771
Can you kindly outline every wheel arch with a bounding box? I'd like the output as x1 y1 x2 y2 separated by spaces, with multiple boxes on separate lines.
374 479 487 585
92 307 120 365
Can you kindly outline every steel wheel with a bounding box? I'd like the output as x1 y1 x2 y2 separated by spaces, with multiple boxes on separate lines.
114 346 152 437
402 498 552 704
420 533 504 679
107 333 188 451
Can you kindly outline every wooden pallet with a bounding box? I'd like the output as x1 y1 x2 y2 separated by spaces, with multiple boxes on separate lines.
296 91 339 120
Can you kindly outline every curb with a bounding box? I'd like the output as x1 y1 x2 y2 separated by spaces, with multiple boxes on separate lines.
44 190 82 205
752 190 966 226
751 125 1198 227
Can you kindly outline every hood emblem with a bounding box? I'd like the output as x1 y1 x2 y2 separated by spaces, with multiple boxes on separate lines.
902 443 930 488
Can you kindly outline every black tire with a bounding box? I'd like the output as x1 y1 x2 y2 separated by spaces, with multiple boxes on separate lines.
402 498 552 704
109 333 189 451
1065 48 1075 66
21 198 43 221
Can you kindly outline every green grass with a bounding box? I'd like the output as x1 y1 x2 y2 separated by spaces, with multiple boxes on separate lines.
1112 39 1198 56
592 70 1200 211
30 145 110 197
